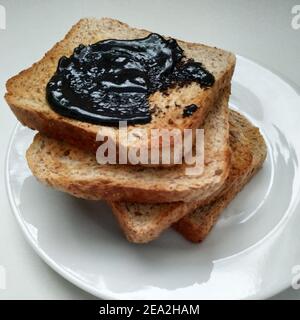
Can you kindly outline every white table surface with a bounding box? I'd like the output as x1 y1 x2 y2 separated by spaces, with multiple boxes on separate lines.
0 0 299 300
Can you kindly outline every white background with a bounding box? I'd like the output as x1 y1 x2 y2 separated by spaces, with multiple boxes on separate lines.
0 0 299 299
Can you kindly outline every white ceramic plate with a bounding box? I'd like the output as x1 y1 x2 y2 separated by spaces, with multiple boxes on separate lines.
6 56 300 300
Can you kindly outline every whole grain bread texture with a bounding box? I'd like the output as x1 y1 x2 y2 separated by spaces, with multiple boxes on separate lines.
26 89 230 204
110 110 267 243
6 18 235 165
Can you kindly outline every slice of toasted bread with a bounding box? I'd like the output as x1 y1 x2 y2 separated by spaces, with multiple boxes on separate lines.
174 111 267 242
26 89 230 204
110 110 267 243
6 18 235 165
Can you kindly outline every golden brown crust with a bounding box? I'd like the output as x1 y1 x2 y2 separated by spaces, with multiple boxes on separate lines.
111 201 195 243
9 103 100 152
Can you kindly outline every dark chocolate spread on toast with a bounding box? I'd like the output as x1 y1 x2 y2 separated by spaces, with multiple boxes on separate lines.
46 33 215 126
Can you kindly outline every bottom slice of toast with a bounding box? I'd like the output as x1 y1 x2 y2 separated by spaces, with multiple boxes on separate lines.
110 110 267 243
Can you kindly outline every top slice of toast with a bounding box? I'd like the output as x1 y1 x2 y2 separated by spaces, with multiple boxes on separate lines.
5 18 235 165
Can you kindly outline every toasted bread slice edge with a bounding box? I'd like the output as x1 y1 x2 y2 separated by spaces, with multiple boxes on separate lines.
173 112 267 242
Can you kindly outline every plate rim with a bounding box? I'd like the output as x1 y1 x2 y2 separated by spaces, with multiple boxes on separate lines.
5 55 300 300
5 122 117 300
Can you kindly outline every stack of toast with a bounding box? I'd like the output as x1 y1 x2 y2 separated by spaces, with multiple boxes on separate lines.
5 18 267 244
